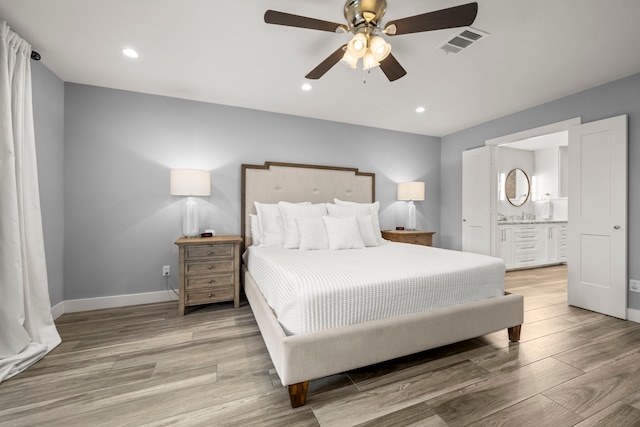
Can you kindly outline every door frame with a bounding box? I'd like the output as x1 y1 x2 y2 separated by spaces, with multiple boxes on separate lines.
485 118 582 147
484 116 631 320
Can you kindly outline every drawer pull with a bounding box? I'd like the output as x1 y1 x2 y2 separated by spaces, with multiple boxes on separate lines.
208 293 212 298
208 251 213 255
208 279 213 284
208 265 213 269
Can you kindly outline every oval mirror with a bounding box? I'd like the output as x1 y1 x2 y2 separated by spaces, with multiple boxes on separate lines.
505 168 530 207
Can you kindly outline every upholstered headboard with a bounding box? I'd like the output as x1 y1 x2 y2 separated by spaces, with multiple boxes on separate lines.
241 162 375 248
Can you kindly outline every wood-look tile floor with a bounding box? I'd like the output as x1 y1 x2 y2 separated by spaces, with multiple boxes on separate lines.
3 264 640 426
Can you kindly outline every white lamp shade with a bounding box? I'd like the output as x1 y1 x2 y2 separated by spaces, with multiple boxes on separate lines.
340 50 359 69
170 169 211 196
369 36 391 62
347 33 367 59
362 52 380 70
397 181 425 201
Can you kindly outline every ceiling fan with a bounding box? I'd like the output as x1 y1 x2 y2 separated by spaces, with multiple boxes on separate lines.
264 0 478 82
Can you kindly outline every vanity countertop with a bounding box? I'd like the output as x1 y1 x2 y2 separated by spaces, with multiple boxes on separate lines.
498 220 568 225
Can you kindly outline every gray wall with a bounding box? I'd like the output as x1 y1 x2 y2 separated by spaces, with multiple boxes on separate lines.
441 72 640 309
62 84 440 299
31 61 65 306
40 67 640 308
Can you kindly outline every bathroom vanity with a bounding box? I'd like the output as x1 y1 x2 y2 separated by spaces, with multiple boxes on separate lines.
496 220 567 269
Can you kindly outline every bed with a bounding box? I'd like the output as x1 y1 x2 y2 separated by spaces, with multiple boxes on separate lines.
241 161 523 408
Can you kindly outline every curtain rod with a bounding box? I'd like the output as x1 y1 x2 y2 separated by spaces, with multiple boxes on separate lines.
31 51 41 61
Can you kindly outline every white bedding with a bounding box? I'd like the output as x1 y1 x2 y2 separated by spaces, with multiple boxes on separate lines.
246 241 505 335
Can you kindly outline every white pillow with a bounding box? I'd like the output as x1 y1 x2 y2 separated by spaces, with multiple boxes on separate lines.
322 216 364 250
249 214 260 246
254 202 284 246
254 201 309 247
296 217 329 250
328 200 382 242
355 215 379 247
279 202 328 249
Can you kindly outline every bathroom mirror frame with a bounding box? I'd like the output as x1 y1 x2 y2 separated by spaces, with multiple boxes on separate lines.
505 168 530 207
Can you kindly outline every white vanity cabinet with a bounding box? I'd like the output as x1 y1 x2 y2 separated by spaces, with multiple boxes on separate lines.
512 224 539 268
538 223 558 264
496 223 538 269
496 225 514 268
496 222 567 270
557 223 568 262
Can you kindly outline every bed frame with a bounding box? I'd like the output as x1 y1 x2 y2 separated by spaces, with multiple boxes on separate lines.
241 161 523 408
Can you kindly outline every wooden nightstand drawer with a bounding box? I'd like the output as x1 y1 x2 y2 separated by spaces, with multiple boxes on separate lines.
185 286 235 305
186 273 234 290
381 230 435 247
175 236 243 315
185 259 234 275
401 235 429 245
186 244 234 259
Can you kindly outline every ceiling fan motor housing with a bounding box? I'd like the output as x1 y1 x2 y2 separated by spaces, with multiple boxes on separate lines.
344 0 387 30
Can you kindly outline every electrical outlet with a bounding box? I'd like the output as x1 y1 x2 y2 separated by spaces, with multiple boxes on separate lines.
630 279 640 293
162 265 170 277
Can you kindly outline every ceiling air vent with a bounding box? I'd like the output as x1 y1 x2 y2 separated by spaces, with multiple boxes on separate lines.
437 27 489 54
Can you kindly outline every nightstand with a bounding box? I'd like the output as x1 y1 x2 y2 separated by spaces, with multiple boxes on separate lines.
175 235 243 315
381 230 435 247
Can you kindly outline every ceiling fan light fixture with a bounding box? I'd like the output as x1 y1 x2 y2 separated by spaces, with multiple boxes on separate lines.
362 51 379 70
340 50 359 69
347 33 367 58
369 36 391 61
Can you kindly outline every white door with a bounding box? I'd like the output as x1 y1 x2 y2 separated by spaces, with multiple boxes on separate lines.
568 115 627 319
462 146 493 255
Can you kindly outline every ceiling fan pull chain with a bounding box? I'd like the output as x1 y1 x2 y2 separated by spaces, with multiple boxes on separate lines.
363 69 371 84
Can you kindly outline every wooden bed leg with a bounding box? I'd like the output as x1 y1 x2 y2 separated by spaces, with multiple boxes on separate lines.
508 325 522 342
288 381 309 408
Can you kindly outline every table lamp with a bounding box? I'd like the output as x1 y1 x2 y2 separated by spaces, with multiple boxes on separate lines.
170 169 211 237
397 181 425 230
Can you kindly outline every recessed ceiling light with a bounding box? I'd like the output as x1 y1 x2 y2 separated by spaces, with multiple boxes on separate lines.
122 48 139 58
416 106 425 113
301 83 312 91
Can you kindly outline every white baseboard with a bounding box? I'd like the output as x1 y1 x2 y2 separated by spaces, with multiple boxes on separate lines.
61 290 178 314
51 301 65 320
627 308 640 323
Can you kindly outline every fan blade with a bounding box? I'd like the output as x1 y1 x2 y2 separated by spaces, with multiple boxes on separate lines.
305 44 347 80
265 10 348 33
385 2 478 36
379 54 407 82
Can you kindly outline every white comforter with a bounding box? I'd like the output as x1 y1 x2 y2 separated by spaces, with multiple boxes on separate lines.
246 241 505 335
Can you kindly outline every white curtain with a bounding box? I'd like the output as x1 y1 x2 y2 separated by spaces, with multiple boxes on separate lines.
0 21 61 383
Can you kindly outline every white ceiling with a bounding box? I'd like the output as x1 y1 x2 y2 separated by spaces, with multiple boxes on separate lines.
1 0 639 137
